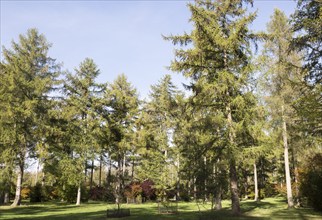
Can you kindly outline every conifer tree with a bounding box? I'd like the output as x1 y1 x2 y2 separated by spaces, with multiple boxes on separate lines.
137 75 180 200
165 0 256 214
291 0 322 138
1 29 60 206
105 74 139 208
63 58 103 205
258 9 304 208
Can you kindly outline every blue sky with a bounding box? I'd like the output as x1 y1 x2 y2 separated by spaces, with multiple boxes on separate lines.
1 0 296 99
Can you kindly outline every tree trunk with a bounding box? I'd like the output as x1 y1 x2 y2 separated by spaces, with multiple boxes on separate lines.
84 161 87 183
227 102 240 215
131 156 135 181
204 156 207 202
76 184 81 205
90 158 94 191
4 191 9 204
99 154 102 187
230 160 240 215
193 176 197 201
292 149 300 206
215 185 222 210
282 105 294 208
11 163 24 207
176 155 180 200
116 157 122 209
294 165 300 206
35 159 39 185
254 163 259 201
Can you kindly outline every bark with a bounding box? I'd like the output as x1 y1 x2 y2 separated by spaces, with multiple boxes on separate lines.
76 184 81 205
294 166 300 206
214 159 222 210
116 157 122 209
227 102 240 215
215 185 222 210
176 155 180 200
84 161 87 183
292 150 300 206
204 156 207 202
107 155 112 187
4 191 9 204
254 163 259 201
230 160 240 215
282 105 294 208
35 160 39 185
99 154 102 187
11 163 24 207
90 158 94 191
131 156 135 182
193 176 197 201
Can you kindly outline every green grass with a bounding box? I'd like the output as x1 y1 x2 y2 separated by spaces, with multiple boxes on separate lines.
0 198 321 220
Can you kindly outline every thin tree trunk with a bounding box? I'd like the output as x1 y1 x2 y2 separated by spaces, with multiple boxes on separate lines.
204 156 207 202
35 159 39 185
131 157 135 181
214 159 222 210
90 158 94 191
215 185 222 210
282 105 294 208
230 160 240 215
227 102 240 215
116 157 122 210
4 178 10 204
4 191 9 204
76 183 81 205
11 163 24 207
294 165 300 206
122 154 126 188
177 155 180 200
292 149 300 206
107 155 112 187
244 171 248 200
99 154 102 187
84 161 87 183
254 163 259 201
194 176 197 201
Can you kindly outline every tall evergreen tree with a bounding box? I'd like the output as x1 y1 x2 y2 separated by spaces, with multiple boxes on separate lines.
63 58 103 205
137 75 180 199
0 29 60 206
105 74 139 208
165 0 256 214
258 9 304 208
291 0 322 139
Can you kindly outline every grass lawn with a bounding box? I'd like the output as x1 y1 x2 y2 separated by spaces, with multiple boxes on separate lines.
0 197 321 220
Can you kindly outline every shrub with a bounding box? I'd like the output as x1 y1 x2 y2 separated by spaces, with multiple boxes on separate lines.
141 180 156 201
89 186 106 201
30 183 42 202
124 182 142 203
21 187 31 199
299 153 322 211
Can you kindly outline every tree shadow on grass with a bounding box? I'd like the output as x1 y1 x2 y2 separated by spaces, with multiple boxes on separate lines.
240 200 280 213
0 203 107 220
270 207 322 220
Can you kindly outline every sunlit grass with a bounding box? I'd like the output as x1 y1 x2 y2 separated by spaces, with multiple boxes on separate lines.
0 198 321 220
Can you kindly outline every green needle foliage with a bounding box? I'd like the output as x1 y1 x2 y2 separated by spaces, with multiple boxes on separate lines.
137 75 180 200
62 58 103 205
165 0 257 215
105 74 139 208
0 28 60 206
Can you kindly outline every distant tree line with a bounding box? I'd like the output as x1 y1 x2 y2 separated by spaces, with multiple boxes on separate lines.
0 0 321 213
